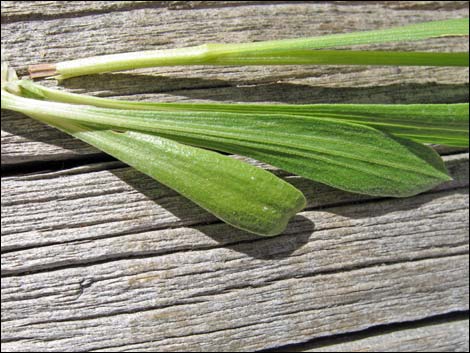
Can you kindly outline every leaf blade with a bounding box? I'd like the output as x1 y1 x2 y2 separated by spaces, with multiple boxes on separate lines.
221 18 469 52
19 81 469 148
6 93 451 197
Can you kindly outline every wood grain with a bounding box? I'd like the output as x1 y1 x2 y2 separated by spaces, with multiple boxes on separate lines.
2 152 468 254
1 2 469 352
2 254 468 351
1 153 469 350
296 319 469 352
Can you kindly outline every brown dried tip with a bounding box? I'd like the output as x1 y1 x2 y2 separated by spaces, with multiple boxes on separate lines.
28 63 58 79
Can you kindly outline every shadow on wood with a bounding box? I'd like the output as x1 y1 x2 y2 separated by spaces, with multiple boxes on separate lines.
60 72 470 104
108 167 315 260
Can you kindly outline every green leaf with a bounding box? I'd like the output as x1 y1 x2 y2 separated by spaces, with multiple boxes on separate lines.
2 90 306 236
143 117 453 197
4 91 452 197
203 50 468 67
18 80 469 147
386 134 450 176
220 18 469 51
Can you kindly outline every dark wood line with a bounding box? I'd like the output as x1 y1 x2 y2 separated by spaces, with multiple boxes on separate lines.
1 201 468 277
0 1 317 24
262 310 469 352
1 153 117 177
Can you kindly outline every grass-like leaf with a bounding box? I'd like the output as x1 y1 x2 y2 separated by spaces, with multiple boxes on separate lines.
18 80 469 147
3 88 452 197
29 18 469 79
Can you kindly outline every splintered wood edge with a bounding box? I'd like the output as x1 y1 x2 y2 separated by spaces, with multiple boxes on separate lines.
28 63 57 79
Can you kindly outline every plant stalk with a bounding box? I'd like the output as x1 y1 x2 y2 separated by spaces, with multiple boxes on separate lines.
28 18 469 79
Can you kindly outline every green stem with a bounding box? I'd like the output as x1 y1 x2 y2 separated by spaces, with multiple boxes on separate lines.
53 49 468 79
33 18 468 79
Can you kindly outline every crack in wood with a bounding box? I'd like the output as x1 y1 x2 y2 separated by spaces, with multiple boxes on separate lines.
262 310 470 352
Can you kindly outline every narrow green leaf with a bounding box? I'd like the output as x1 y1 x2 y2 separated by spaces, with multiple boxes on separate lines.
203 50 469 67
146 120 453 197
19 80 469 147
30 18 469 78
2 91 306 236
216 18 469 51
3 91 452 197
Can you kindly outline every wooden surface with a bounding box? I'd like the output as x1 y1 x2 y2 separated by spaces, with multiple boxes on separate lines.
285 318 469 352
1 1 469 352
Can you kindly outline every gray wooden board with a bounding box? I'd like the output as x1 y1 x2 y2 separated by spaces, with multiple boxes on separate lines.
1 1 469 352
295 319 469 352
1 255 468 351
1 154 469 351
2 152 468 253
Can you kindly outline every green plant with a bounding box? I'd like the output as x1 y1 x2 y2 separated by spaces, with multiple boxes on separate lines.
2 64 306 236
2 18 468 236
29 18 469 79
18 80 470 148
6 78 454 198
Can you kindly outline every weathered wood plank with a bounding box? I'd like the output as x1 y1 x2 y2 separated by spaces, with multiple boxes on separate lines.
1 1 327 21
2 154 468 350
1 2 468 165
1 153 468 253
2 184 469 274
3 1 469 17
3 1 469 69
2 2 469 351
2 255 468 351
0 1 157 21
297 319 469 352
